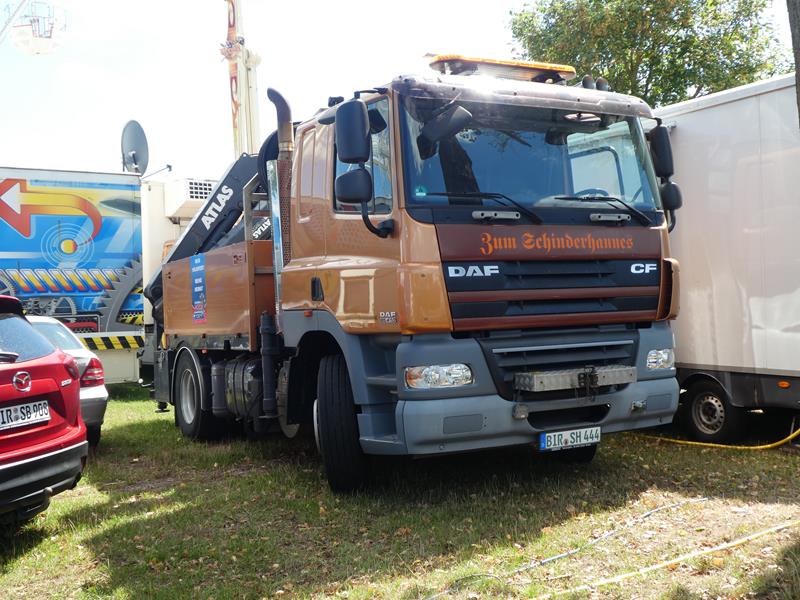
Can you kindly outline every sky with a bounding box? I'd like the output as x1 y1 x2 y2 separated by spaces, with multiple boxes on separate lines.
0 0 793 181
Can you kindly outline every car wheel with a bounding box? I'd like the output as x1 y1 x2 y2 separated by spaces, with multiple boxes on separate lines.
556 443 598 463
173 351 218 440
316 354 368 492
87 425 101 447
685 381 745 443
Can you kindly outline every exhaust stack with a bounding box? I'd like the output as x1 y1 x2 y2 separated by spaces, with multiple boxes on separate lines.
267 88 294 266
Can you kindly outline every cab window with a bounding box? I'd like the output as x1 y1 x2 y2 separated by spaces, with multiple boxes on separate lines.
334 98 392 214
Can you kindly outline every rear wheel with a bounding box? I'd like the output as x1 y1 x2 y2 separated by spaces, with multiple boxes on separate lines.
86 425 101 447
174 351 218 440
684 381 745 443
315 354 368 492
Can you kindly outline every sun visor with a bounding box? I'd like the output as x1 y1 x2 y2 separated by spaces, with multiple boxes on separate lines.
391 74 653 120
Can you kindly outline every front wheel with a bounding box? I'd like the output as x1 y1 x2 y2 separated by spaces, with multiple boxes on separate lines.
173 351 218 440
315 354 368 492
684 381 745 443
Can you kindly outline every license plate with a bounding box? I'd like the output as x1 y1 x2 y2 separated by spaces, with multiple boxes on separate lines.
0 400 50 431
540 426 601 451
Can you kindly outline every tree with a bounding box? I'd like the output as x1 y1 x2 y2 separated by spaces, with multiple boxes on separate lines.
510 0 790 107
789 0 800 126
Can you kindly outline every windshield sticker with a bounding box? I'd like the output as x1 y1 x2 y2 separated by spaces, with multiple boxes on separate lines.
190 255 207 324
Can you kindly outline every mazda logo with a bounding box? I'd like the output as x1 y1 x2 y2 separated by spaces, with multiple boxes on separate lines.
12 371 31 393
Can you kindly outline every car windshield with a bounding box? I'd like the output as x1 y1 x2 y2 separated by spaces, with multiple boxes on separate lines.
30 321 84 351
399 96 662 222
0 314 55 362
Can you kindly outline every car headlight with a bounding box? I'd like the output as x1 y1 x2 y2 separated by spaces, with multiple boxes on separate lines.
404 364 473 389
646 349 675 370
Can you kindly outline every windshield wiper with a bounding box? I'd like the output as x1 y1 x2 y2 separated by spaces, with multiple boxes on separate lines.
555 195 653 226
421 191 542 224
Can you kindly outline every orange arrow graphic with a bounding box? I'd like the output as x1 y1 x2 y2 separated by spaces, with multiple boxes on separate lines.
0 178 103 239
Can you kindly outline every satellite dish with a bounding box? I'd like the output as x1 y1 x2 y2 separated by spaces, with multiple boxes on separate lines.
121 120 149 174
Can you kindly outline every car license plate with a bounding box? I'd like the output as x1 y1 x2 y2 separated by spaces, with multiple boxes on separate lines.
0 400 50 431
539 426 601 451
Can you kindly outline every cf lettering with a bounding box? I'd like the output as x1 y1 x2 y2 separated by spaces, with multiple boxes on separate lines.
631 263 657 274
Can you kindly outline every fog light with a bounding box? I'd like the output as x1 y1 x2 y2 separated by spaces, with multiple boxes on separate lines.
646 349 675 370
404 364 473 389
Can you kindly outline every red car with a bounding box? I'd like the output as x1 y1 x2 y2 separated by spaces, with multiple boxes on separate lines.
0 296 87 526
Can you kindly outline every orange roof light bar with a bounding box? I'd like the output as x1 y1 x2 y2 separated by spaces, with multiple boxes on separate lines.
429 54 577 83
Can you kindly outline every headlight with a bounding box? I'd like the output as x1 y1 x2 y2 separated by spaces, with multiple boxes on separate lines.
646 349 675 370
404 364 473 389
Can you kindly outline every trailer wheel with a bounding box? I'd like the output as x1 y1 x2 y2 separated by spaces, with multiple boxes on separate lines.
316 354 368 492
685 381 745 443
174 351 218 440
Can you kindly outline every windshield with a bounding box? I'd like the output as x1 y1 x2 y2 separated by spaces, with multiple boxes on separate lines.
30 320 85 352
399 96 662 223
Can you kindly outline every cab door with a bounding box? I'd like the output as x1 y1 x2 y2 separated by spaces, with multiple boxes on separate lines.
321 97 401 332
281 124 328 311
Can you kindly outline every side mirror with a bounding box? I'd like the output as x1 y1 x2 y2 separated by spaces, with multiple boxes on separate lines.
648 125 674 179
334 167 393 238
660 180 682 232
417 104 472 159
335 99 371 164
334 168 372 205
660 181 682 211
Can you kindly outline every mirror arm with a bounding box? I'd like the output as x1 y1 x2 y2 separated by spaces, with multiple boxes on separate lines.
360 202 394 238
667 209 676 232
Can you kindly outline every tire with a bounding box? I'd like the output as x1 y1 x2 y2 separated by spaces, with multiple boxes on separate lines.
87 425 101 447
556 443 598 463
173 351 218 440
684 381 745 443
315 354 368 492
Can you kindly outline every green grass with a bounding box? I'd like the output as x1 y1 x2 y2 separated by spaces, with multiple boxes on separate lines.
1 392 799 599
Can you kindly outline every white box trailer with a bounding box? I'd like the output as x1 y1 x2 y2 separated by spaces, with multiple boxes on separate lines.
656 73 800 441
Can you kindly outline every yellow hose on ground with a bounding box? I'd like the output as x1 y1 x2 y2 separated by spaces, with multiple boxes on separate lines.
635 422 800 450
537 518 800 599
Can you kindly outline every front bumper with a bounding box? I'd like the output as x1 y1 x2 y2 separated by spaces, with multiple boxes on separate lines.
358 322 679 456
396 377 678 455
0 441 88 524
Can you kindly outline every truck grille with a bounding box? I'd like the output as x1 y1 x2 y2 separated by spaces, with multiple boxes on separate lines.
475 326 639 400
444 259 661 330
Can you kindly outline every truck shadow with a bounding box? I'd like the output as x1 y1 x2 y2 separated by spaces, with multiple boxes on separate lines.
5 412 799 598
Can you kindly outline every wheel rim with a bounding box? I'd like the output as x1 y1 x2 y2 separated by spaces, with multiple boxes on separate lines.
692 392 725 435
179 369 197 425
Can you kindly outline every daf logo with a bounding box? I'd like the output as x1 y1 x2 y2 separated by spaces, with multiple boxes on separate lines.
448 265 500 278
631 263 658 274
12 371 31 393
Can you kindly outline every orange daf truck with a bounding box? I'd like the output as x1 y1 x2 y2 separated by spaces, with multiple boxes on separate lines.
143 56 683 490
